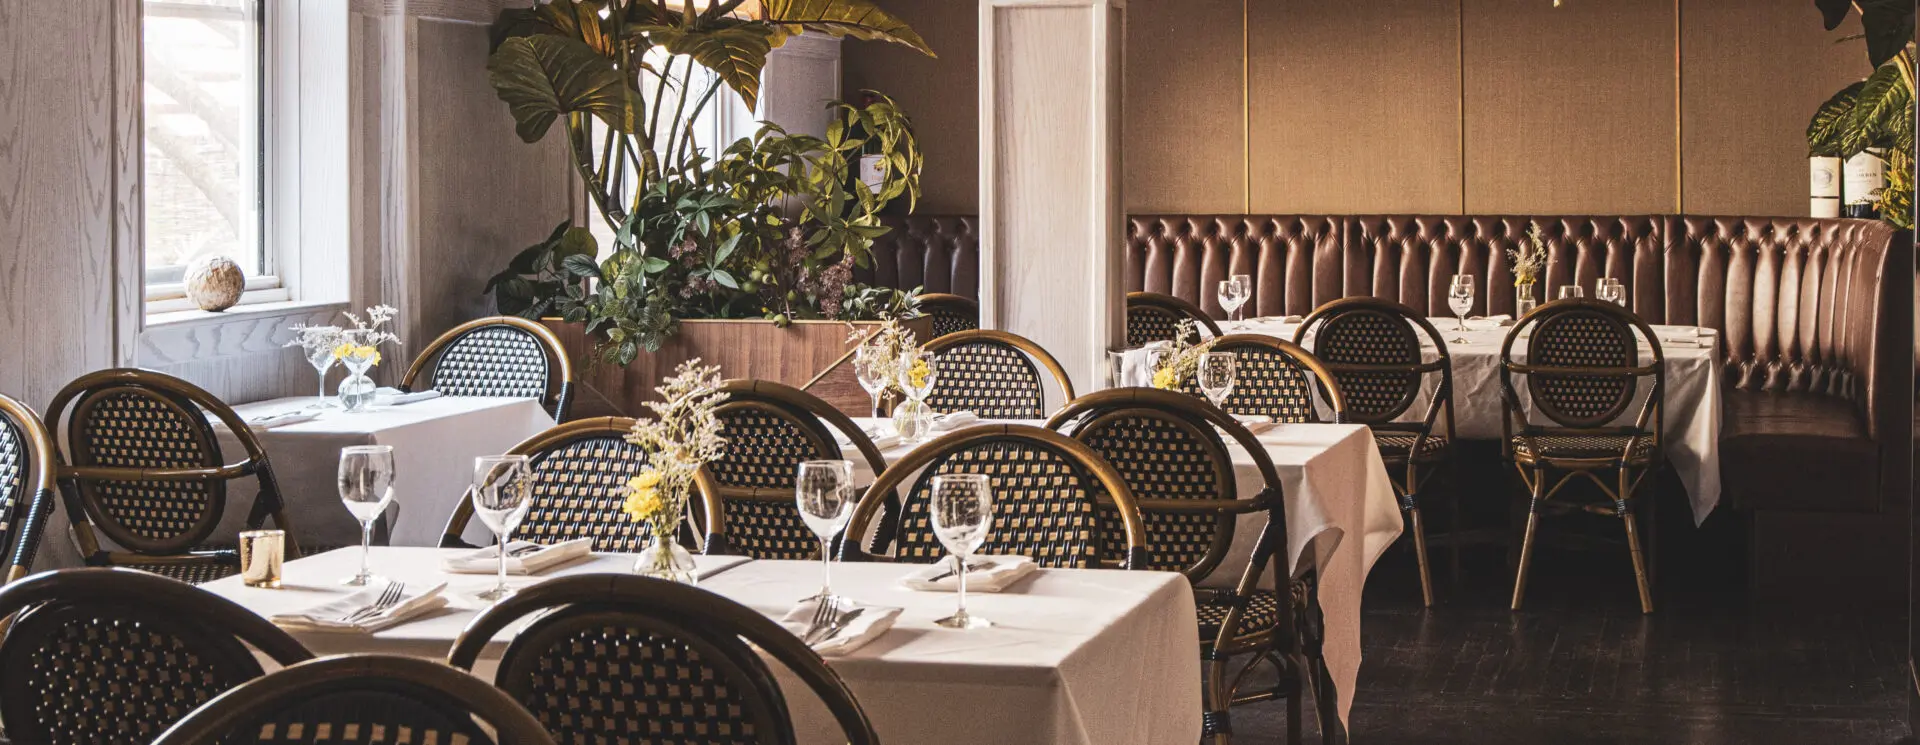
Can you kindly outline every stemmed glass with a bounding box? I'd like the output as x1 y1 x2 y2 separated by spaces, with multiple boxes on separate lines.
1198 352 1237 409
894 350 939 443
930 473 994 630
1217 275 1251 323
472 454 532 601
1558 285 1585 300
1599 278 1627 307
305 345 338 409
796 460 856 609
853 346 893 417
1447 274 1475 343
337 445 396 587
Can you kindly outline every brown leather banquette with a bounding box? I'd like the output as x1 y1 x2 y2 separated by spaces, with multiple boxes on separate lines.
857 216 980 299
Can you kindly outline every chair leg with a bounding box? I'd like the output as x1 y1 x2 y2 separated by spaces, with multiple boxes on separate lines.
1510 471 1544 611
1622 506 1654 615
1203 655 1232 745
1407 504 1434 607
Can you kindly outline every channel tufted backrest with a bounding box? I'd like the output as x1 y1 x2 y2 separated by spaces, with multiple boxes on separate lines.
1126 215 1341 318
859 215 980 298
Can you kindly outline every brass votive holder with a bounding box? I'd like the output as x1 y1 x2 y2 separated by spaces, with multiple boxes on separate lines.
239 529 285 588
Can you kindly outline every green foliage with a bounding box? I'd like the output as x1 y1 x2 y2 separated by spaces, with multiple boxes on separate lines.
484 220 599 318
1807 45 1915 228
1817 0 1915 68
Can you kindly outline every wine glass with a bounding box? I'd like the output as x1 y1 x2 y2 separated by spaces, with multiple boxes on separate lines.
853 346 892 417
796 460 856 608
1601 278 1627 307
472 454 532 601
897 350 939 402
1231 274 1252 320
930 473 994 630
1447 274 1475 342
305 345 337 409
1197 351 1237 409
1558 285 1585 300
337 445 396 586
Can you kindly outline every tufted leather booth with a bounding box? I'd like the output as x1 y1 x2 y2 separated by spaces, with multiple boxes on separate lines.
856 216 980 299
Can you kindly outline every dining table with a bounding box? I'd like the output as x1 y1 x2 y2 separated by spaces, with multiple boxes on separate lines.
201 546 1202 745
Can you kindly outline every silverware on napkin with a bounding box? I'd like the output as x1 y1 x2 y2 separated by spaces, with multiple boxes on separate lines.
816 608 866 645
927 559 994 583
338 582 405 625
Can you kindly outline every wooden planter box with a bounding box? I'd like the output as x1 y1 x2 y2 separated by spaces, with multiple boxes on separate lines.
543 317 935 419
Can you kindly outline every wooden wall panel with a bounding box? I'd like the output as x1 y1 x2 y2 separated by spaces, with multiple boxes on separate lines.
1249 0 1462 214
1680 1 1864 216
1462 0 1677 214
1124 0 1244 213
842 0 979 214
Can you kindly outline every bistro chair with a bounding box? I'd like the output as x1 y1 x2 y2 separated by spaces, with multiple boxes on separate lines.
1188 335 1349 424
0 393 58 583
440 417 727 554
921 329 1077 420
46 369 301 584
400 315 575 421
449 574 878 745
1127 291 1222 346
694 379 896 559
917 292 980 338
1500 298 1664 614
0 568 314 745
1297 298 1455 607
153 654 557 745
842 424 1148 569
1048 388 1328 745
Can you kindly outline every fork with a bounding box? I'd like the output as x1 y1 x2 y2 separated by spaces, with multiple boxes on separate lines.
813 607 866 646
339 582 405 625
801 598 839 645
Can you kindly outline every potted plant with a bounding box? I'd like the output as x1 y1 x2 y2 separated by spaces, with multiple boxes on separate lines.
1808 0 1915 227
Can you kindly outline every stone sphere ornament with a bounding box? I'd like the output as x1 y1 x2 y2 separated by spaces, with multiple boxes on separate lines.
184 255 246 312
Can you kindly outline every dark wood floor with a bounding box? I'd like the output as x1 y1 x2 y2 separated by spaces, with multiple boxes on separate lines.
1233 512 1912 744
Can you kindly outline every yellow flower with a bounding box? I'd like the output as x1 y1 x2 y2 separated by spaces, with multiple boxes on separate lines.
332 342 354 359
907 359 931 389
628 470 662 491
623 487 664 521
1152 366 1178 390
333 344 380 365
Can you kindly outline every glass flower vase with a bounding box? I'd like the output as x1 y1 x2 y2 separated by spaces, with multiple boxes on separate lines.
634 521 698 584
893 398 932 444
1516 282 1539 317
337 358 378 412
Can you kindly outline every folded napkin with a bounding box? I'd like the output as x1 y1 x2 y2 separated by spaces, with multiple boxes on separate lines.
900 555 1038 593
373 388 442 406
245 410 318 431
271 582 448 634
1116 342 1174 387
441 538 591 575
931 411 979 432
836 425 903 451
1469 314 1514 327
779 599 902 656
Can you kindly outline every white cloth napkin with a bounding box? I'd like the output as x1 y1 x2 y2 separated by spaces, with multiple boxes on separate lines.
440 538 591 575
900 555 1039 593
245 411 318 431
931 411 979 432
779 599 902 656
373 388 443 406
271 581 448 634
1469 314 1514 327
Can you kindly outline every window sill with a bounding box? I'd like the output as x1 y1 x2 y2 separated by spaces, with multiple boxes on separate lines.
138 299 347 367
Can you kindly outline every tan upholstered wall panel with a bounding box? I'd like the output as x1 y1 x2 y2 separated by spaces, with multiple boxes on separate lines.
1462 0 1677 214
1248 0 1462 214
1680 1 1865 216
842 0 979 214
1124 0 1245 213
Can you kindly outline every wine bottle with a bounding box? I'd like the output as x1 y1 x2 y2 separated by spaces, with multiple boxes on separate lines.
1810 157 1841 218
1843 152 1885 220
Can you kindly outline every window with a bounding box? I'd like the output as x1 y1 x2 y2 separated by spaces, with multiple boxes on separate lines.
142 0 271 306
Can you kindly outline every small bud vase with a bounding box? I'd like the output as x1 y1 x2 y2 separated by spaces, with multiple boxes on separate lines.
1516 282 1539 317
893 398 932 443
634 521 698 584
337 356 378 412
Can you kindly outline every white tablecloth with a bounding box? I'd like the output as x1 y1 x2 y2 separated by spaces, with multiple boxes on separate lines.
214 396 555 550
1126 317 1725 523
843 417 1400 725
200 548 1201 745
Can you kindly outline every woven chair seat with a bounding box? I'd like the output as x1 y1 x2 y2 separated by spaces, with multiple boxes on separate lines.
1196 589 1280 644
132 561 240 585
1511 433 1655 463
1372 431 1448 462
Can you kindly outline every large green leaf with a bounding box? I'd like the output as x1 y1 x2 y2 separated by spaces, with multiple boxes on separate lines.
489 35 636 143
651 24 776 110
491 0 621 58
760 0 934 56
1816 0 1916 67
1815 0 1852 31
1808 81 1863 157
1844 60 1912 154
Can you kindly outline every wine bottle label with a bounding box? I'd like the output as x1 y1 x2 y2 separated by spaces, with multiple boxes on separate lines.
1809 157 1841 198
1843 152 1886 205
1811 197 1842 218
859 154 887 191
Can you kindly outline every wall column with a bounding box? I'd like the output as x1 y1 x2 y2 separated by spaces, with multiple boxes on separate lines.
978 0 1125 395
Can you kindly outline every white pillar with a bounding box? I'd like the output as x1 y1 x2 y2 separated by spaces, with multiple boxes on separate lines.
979 0 1126 395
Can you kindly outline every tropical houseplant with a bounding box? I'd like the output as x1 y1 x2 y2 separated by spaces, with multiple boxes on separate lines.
1808 0 1916 227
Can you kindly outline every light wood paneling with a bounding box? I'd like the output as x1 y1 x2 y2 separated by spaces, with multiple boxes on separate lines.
1463 0 1677 214
842 0 979 214
1249 0 1462 214
1125 0 1244 213
1680 1 1865 216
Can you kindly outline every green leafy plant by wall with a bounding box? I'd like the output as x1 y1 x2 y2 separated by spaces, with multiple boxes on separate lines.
1809 0 1916 228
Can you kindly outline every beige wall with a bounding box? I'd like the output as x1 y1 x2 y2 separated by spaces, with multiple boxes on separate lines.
844 0 1867 217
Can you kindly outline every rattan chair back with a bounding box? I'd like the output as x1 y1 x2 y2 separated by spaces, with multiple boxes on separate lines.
0 568 313 745
1296 297 1451 426
153 655 557 745
917 292 980 338
1501 298 1664 432
401 316 574 420
1127 291 1222 346
448 574 877 745
1193 335 1349 424
844 424 1148 569
46 369 298 580
921 329 1076 420
0 393 56 582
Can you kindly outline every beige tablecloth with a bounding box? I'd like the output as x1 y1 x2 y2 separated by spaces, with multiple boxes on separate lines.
200 547 1201 745
843 417 1400 725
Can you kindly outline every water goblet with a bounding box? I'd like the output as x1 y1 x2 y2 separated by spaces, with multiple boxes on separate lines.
1447 274 1475 343
796 460 856 608
337 445 396 586
1197 351 1237 409
930 473 993 630
1558 285 1585 300
472 454 532 601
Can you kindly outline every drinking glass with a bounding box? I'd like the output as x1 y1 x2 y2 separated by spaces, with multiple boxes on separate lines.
305 345 337 409
1601 278 1627 307
930 473 994 630
337 445 396 586
853 346 892 417
1231 274 1252 320
1197 351 1237 409
472 454 532 601
796 460 856 607
1558 285 1585 300
1447 274 1475 342
897 350 939 402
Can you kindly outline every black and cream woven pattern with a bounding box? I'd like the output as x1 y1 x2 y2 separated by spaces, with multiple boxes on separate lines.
1190 346 1322 423
893 442 1103 568
1126 309 1190 347
1075 414 1228 574
517 436 653 553
1510 433 1654 462
513 621 766 744
0 419 21 561
6 610 256 744
74 390 221 549
929 307 978 338
1195 589 1281 644
1527 312 1635 425
1372 432 1448 462
428 325 553 401
710 405 838 560
925 341 1046 419
229 690 494 744
1314 310 1422 422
